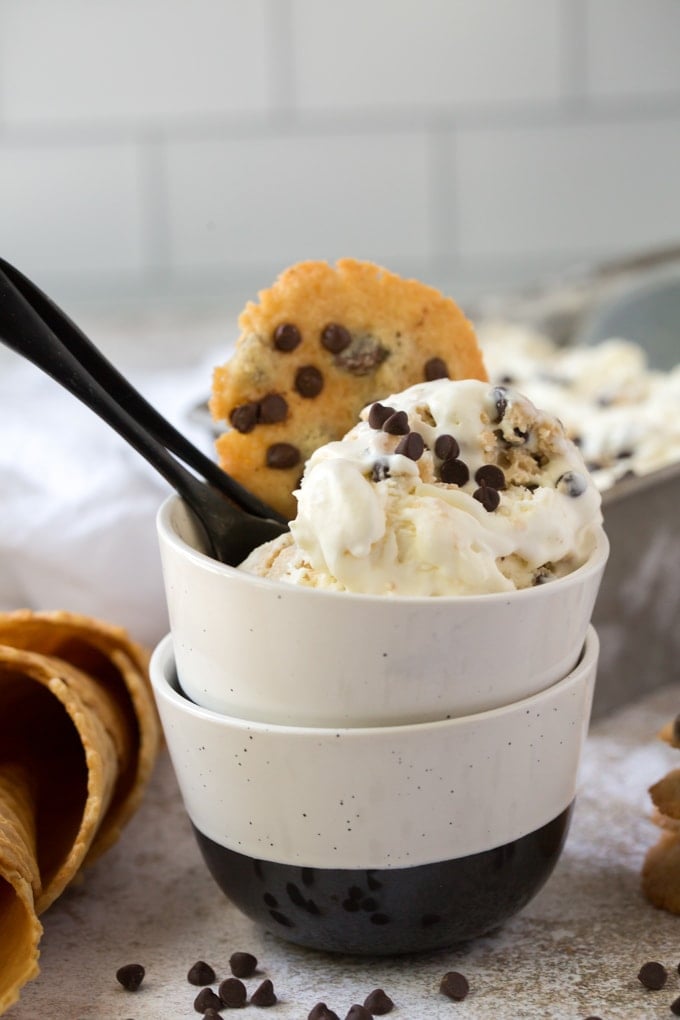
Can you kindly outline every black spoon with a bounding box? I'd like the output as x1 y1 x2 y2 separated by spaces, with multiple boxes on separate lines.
0 258 288 566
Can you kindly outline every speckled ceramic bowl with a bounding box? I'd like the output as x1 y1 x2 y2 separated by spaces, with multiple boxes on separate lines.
150 627 599 955
157 494 608 727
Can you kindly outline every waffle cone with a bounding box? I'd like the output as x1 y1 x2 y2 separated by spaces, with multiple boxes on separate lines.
0 763 42 1014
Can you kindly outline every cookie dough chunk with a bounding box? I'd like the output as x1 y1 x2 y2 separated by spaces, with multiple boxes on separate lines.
642 832 680 914
642 713 680 915
211 259 487 519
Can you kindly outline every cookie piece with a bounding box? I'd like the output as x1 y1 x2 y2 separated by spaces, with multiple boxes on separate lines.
642 831 680 914
650 769 680 822
211 259 487 519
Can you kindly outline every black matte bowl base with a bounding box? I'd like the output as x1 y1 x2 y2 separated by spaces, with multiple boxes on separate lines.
193 803 573 955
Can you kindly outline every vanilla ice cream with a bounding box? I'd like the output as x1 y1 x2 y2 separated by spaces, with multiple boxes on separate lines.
239 378 604 596
479 324 680 491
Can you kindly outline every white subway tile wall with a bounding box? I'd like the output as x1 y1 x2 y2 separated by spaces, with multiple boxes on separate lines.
0 0 678 314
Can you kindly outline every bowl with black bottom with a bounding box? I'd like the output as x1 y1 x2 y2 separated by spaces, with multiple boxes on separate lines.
150 627 599 956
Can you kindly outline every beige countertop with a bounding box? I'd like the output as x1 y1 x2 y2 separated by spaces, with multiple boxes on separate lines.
5 682 679 1020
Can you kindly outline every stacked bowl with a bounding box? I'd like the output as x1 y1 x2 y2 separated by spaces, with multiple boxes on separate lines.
150 495 608 955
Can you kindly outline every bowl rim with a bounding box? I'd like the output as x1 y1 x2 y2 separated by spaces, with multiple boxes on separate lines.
157 494 610 607
150 624 599 739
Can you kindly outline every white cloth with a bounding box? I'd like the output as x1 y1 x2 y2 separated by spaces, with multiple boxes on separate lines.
0 350 222 649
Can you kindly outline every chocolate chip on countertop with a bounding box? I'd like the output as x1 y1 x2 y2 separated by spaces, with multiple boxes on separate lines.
295 365 324 398
671 996 680 1016
345 1006 372 1020
188 961 217 986
194 986 223 1012
363 988 394 1014
556 471 587 498
229 951 258 978
439 971 470 1001
230 402 259 434
475 464 506 490
321 323 352 354
251 978 277 1007
395 431 425 461
219 976 247 1007
115 963 145 991
273 323 302 352
308 1004 340 1020
424 357 449 380
382 410 409 436
440 457 470 486
258 393 288 424
266 442 301 470
638 961 667 990
473 485 501 512
368 402 395 429
434 433 459 461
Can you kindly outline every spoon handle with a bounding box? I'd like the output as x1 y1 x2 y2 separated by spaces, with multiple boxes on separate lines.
0 258 285 526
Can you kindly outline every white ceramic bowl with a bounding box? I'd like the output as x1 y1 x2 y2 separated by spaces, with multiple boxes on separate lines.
150 626 599 955
157 495 608 726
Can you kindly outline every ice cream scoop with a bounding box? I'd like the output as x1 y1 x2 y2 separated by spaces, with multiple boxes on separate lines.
240 378 604 597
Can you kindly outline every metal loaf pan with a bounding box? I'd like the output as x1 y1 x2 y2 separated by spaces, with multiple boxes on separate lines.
592 463 680 718
471 246 680 717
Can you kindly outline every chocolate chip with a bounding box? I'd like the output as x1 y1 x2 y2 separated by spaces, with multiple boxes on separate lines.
273 323 302 352
395 431 424 461
219 976 247 1007
266 443 301 469
321 323 352 353
295 365 324 398
434 434 459 460
491 386 508 423
424 357 449 380
371 460 391 482
473 485 500 511
533 566 552 585
363 988 394 1014
251 979 277 1007
382 410 409 436
309 1004 340 1020
229 952 257 978
188 961 216 986
259 393 288 424
475 464 506 490
671 996 680 1016
346 1007 372 1020
115 963 145 991
230 402 259 433
638 961 667 990
194 987 223 1012
368 402 395 429
556 471 587 497
335 335 389 375
439 971 469 1001
440 458 469 486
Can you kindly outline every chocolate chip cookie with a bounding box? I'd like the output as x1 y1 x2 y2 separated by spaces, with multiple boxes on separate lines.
211 259 487 519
